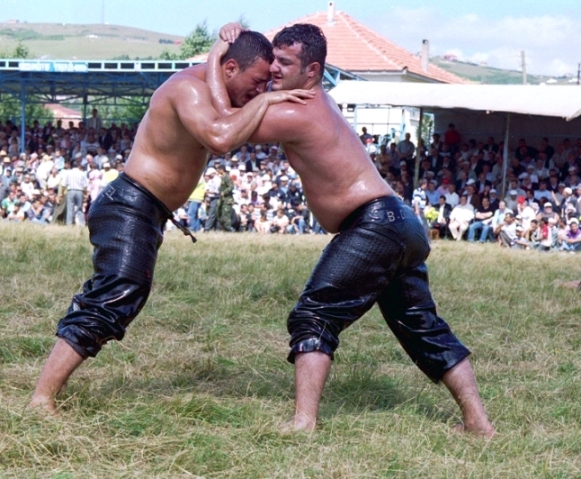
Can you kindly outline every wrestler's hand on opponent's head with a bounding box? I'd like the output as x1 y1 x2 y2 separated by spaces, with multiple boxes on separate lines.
263 89 316 106
219 22 245 44
209 37 231 59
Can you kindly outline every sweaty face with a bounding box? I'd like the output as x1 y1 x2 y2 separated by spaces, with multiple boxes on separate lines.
270 43 309 91
227 58 271 107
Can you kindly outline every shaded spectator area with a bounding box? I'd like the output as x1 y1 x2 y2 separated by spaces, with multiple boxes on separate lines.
0 58 200 153
330 81 581 195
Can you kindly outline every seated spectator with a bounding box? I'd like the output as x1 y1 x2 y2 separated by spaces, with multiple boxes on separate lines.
559 218 581 252
467 197 495 243
269 207 289 234
497 211 518 247
287 203 310 234
26 197 47 225
522 219 540 250
255 212 271 234
536 217 553 251
536 201 559 223
430 195 452 239
448 194 475 241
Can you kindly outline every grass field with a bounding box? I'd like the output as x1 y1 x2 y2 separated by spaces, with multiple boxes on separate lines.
1 223 581 478
0 22 183 60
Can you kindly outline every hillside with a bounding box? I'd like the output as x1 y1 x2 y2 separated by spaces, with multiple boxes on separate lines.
432 56 577 86
0 22 184 60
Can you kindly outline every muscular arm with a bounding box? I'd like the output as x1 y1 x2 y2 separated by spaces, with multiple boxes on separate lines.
207 39 234 116
169 75 311 155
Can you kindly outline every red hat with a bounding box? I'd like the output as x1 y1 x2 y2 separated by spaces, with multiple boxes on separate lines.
517 196 526 204
442 178 450 184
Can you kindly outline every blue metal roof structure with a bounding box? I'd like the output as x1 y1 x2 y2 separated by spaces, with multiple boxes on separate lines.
0 58 361 151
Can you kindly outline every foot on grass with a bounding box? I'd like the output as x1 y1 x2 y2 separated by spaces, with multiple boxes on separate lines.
452 421 495 438
26 395 60 417
279 416 317 434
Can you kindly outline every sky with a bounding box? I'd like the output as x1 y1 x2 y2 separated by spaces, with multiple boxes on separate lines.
2 0 580 77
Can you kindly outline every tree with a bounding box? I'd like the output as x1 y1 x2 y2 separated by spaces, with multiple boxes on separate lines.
0 97 54 126
0 42 32 59
179 21 216 59
159 49 179 61
13 42 31 59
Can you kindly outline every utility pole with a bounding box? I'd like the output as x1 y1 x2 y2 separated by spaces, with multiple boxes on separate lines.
521 51 527 85
577 63 580 86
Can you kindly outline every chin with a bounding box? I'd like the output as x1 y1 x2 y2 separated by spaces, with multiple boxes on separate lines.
270 80 283 91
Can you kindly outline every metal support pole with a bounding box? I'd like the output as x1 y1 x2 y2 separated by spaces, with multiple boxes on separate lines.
353 104 358 132
414 107 424 189
82 94 88 125
501 113 511 197
20 83 26 154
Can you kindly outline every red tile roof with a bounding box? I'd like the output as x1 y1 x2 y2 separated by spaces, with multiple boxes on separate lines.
189 10 465 84
263 10 466 84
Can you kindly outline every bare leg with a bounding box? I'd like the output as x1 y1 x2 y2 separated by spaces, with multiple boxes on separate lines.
27 338 85 415
284 351 331 432
441 358 495 437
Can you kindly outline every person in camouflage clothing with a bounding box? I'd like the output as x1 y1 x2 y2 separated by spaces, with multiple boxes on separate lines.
216 164 235 231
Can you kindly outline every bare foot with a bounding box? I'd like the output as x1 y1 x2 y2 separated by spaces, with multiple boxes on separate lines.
279 416 317 434
453 421 495 438
26 395 60 417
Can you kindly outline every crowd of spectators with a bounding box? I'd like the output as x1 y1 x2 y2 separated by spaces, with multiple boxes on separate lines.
0 110 327 235
366 123 581 252
1 110 130 226
2 114 581 252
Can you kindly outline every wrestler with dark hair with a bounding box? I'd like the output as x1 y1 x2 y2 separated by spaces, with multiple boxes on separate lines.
28 27 314 415
209 23 494 436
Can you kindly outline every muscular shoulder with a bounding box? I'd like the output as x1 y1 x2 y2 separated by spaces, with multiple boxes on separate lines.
152 66 209 107
254 94 340 144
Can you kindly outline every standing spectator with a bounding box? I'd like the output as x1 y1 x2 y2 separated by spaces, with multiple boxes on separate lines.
101 162 118 187
187 177 206 233
88 163 103 203
203 167 221 231
86 108 103 132
396 133 415 162
216 164 235 232
444 123 461 154
359 127 372 144
63 161 88 226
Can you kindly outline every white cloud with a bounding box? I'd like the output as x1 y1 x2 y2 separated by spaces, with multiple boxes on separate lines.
366 8 581 77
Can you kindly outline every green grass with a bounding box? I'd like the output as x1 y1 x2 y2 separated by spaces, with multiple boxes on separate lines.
1 223 581 478
0 22 183 60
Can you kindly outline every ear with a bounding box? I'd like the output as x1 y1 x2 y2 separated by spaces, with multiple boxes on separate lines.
223 59 239 79
306 62 321 79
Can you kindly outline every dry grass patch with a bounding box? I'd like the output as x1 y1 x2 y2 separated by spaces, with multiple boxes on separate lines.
1 224 580 478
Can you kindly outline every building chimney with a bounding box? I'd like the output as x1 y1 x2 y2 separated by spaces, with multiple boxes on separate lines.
327 1 336 24
421 39 429 72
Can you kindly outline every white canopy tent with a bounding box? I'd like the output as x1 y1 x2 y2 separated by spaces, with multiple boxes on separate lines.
329 82 581 192
329 82 581 121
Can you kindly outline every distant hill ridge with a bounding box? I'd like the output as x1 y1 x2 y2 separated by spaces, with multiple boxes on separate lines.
0 22 575 85
0 21 184 60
